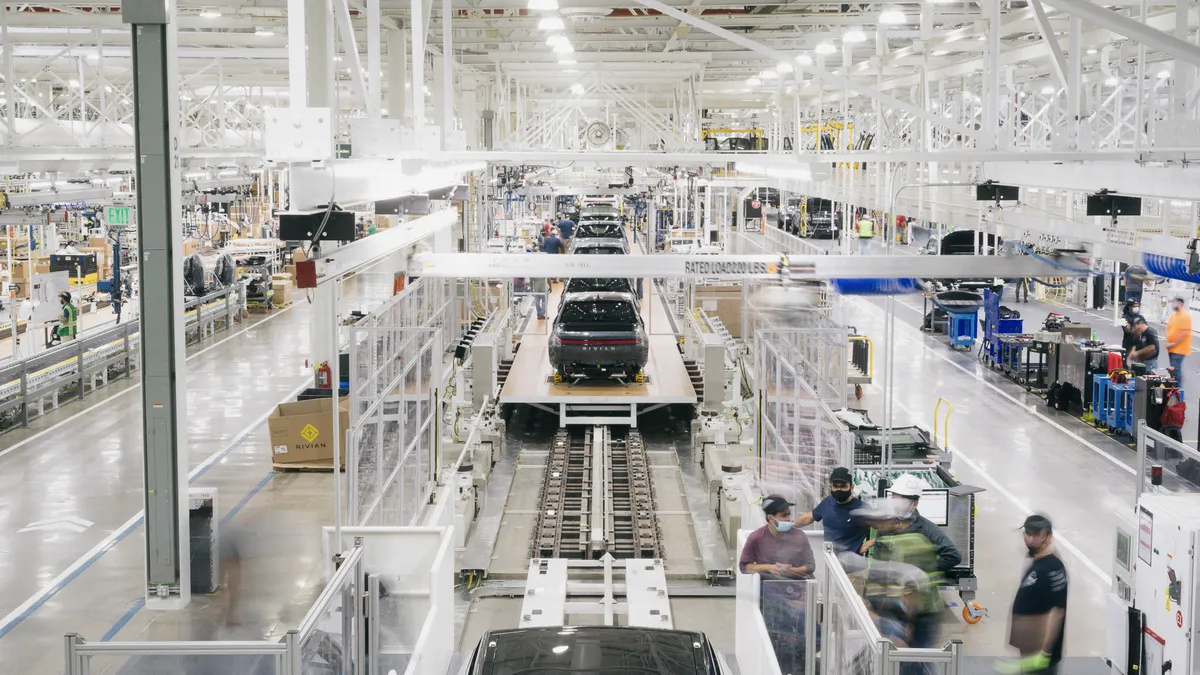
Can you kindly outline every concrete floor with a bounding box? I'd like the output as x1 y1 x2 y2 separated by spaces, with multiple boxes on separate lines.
0 229 1141 673
0 271 397 674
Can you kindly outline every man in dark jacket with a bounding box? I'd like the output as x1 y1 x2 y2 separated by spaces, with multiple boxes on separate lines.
885 473 962 572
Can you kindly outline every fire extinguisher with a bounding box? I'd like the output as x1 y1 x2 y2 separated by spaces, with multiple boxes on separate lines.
315 361 332 388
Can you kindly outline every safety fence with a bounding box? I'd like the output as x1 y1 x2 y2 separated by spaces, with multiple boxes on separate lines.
346 277 463 529
0 283 245 435
756 324 849 405
754 332 853 513
66 527 456 675
735 539 964 675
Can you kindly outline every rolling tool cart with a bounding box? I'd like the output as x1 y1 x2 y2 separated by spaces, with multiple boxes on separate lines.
980 288 1024 367
1093 373 1137 434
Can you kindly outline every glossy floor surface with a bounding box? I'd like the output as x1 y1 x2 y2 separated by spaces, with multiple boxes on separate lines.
0 271 397 673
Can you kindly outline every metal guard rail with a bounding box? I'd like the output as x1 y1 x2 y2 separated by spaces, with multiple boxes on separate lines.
0 284 245 430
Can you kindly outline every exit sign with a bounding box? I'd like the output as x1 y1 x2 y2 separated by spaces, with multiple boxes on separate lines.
105 206 134 226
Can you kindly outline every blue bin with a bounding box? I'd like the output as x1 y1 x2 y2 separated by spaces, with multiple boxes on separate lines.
947 311 978 348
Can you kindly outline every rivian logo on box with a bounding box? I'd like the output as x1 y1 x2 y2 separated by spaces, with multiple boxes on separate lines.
300 424 320 443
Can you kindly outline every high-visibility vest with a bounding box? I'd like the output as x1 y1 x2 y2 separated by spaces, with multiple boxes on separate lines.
62 303 78 338
857 218 875 238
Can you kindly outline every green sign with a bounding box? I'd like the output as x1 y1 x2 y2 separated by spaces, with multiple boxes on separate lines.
106 206 133 226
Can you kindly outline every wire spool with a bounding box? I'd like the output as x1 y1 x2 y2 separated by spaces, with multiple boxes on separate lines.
830 278 923 295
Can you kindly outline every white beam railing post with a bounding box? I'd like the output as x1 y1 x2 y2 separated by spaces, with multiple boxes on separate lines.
367 0 381 117
412 0 426 134
288 0 308 106
442 0 452 148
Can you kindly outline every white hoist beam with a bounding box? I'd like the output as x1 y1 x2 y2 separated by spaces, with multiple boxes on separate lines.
410 252 1089 280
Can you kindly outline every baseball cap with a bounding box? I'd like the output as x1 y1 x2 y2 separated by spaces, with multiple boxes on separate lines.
829 467 853 484
1020 514 1053 534
761 494 794 516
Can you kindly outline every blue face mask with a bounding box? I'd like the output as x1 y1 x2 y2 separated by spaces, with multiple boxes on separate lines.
773 517 794 532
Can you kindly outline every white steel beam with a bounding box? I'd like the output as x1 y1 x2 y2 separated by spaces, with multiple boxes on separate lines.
287 0 307 106
1041 0 1200 68
629 0 978 139
367 0 381 116
1030 0 1070 89
410 251 1087 279
332 0 371 110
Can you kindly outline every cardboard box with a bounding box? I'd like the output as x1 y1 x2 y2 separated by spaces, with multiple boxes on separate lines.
272 281 292 306
271 273 293 283
183 239 199 257
32 259 50 275
89 236 108 250
285 264 297 281
268 397 349 464
292 247 308 263
694 286 744 338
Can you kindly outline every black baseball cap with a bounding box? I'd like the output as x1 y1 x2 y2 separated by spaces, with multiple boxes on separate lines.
829 467 853 484
761 494 794 516
1020 514 1053 534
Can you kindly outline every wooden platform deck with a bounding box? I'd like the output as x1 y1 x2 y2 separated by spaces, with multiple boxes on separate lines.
499 236 697 407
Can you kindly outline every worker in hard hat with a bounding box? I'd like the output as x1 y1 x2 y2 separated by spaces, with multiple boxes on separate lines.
856 209 875 255
855 499 945 674
883 473 962 573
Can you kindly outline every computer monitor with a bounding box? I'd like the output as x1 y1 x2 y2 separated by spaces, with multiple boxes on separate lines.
917 489 950 526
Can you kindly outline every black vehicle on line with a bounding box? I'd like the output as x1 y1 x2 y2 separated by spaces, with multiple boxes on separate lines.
458 625 732 675
574 218 624 239
570 237 629 255
549 292 648 383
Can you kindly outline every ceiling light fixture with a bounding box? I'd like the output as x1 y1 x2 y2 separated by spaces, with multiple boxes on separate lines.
538 17 565 30
255 28 274 37
546 34 568 46
199 9 221 18
843 28 867 43
558 57 577 64
815 42 836 55
1157 69 1170 79
746 77 762 86
795 53 814 65
879 9 905 24
931 49 948 56
1086 48 1098 55
570 83 584 95
1041 85 1056 95
552 42 574 53
776 62 793 73
527 0 558 10
761 70 779 80
1104 76 1119 86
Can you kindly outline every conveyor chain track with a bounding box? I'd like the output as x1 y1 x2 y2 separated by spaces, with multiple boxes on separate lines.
529 426 662 560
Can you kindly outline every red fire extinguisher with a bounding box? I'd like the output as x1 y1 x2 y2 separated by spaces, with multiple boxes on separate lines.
315 361 332 388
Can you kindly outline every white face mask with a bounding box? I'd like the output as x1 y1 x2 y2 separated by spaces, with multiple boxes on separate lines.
891 497 915 517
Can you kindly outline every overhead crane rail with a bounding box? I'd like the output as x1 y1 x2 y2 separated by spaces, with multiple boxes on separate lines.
410 251 1091 281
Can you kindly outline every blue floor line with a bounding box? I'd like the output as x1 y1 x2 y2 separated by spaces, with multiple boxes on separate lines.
93 471 278 643
100 598 146 642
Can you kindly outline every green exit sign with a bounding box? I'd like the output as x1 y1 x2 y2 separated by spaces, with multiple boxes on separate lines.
105 206 133 226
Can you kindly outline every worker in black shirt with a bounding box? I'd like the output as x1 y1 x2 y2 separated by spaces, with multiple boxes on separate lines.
1001 514 1068 675
1129 316 1160 371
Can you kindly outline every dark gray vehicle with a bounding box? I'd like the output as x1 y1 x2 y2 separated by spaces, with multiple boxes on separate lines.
575 218 623 239
570 237 628 255
457 625 732 675
549 292 648 382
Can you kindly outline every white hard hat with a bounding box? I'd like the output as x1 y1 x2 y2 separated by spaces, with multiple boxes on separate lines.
887 473 929 498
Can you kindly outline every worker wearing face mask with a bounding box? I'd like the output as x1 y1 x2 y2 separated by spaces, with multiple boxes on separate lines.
793 466 872 555
884 474 962 573
739 494 815 580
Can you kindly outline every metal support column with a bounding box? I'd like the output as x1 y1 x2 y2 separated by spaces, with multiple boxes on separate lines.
124 0 191 609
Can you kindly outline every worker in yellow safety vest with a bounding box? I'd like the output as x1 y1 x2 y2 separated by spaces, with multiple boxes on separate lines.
857 211 875 255
56 291 78 342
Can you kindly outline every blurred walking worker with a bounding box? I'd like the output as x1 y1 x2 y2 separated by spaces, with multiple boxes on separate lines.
1167 296 1191 386
1001 514 1067 675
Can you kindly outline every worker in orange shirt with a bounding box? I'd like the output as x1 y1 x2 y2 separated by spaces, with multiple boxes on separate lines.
1166 296 1192 387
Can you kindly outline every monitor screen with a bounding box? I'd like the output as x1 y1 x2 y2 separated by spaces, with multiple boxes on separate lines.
1116 530 1132 570
917 490 950 526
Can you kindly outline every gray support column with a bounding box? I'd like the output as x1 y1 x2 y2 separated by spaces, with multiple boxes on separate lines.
386 28 408 120
123 0 190 609
431 54 445 140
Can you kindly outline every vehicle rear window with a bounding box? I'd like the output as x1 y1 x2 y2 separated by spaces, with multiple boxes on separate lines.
484 629 703 675
559 300 638 325
566 278 634 295
577 223 621 237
